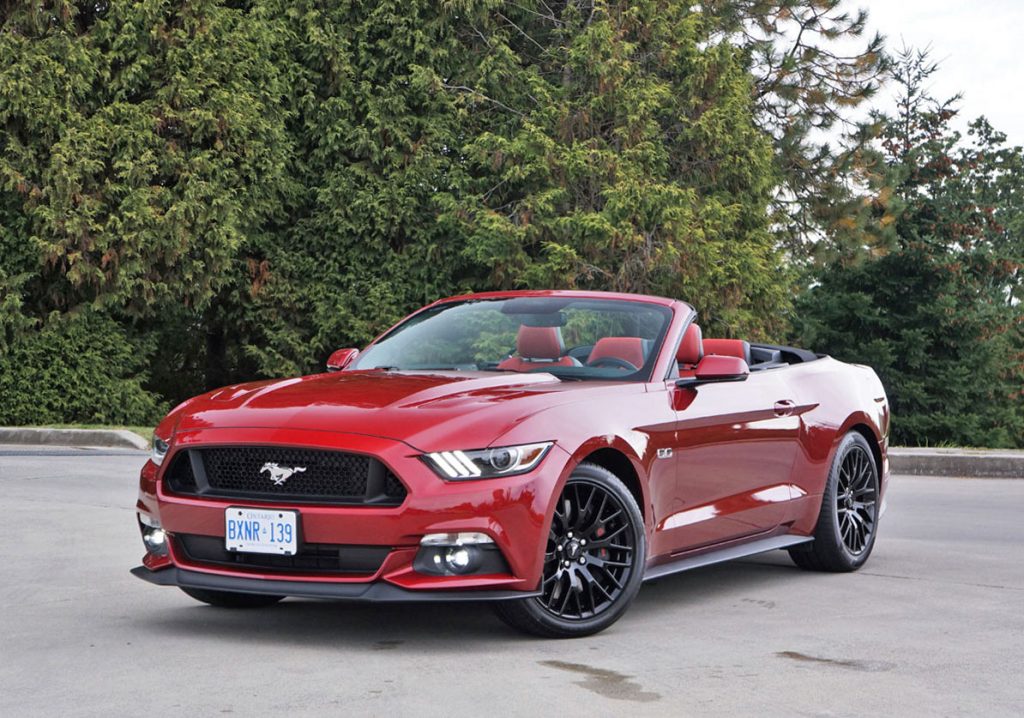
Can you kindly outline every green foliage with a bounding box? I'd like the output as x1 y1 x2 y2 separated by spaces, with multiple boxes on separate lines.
433 1 789 338
233 0 474 377
147 0 797 387
3 3 1016 449
0 0 298 406
795 49 1024 448
0 0 296 318
0 308 163 425
705 1 890 262
796 247 1022 448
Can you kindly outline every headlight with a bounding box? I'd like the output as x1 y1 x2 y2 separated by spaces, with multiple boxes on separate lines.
151 435 170 466
423 442 553 480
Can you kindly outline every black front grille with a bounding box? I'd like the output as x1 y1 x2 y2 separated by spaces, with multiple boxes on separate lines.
176 533 390 575
163 447 407 506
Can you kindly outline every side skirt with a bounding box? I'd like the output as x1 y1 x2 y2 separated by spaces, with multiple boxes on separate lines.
643 534 812 582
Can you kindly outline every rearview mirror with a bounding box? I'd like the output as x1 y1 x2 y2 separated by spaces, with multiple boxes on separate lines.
326 348 359 372
520 311 568 328
676 354 749 389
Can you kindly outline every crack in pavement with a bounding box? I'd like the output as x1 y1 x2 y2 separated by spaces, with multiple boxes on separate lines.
777 651 896 672
859 571 1024 592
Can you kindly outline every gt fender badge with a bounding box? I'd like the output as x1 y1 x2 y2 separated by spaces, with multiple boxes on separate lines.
657 448 673 459
260 462 307 485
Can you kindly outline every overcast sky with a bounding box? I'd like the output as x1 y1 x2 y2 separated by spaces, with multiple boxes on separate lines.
862 0 1024 147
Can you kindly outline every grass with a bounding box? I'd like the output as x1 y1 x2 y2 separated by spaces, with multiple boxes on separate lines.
27 424 154 443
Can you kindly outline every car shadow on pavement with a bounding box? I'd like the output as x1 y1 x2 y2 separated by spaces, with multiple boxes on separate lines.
139 554 802 645
143 594 524 647
632 554 802 615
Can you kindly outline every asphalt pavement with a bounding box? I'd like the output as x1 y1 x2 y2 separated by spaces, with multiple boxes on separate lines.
1 447 1021 717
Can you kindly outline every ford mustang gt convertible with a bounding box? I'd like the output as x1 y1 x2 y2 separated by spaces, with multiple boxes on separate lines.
132 290 890 637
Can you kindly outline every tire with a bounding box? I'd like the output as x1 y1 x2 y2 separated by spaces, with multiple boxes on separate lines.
180 587 285 609
493 462 647 638
788 431 880 572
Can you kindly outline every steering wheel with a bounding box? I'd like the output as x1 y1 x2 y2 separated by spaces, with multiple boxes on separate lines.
587 356 639 372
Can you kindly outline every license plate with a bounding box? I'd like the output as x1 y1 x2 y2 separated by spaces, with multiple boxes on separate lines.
225 507 298 555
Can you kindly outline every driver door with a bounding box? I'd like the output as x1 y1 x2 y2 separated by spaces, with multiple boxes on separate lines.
659 368 802 552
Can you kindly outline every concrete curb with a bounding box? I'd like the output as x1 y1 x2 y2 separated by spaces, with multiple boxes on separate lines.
0 427 149 451
889 447 1024 479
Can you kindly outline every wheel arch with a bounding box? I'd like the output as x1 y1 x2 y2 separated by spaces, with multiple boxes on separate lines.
579 447 645 521
848 422 883 476
835 409 885 473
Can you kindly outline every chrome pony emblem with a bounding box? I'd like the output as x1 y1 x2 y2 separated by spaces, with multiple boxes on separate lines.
260 462 307 486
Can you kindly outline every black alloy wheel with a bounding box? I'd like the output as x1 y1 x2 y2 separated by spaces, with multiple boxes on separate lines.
541 478 637 619
789 431 881 572
836 444 878 555
493 462 646 638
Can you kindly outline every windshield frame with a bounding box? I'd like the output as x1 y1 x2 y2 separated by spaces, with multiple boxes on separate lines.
351 295 677 383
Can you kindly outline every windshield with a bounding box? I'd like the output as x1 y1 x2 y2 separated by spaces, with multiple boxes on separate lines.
352 297 673 381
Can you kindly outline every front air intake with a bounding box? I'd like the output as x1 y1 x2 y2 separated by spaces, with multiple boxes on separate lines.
163 447 407 506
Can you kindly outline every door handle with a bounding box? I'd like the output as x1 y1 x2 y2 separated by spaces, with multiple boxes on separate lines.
774 399 795 416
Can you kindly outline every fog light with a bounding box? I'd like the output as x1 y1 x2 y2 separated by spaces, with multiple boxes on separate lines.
446 547 471 569
423 544 481 575
145 528 166 553
445 546 474 573
138 514 168 556
414 532 510 577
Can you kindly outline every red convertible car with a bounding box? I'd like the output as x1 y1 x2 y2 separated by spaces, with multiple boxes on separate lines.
133 290 889 637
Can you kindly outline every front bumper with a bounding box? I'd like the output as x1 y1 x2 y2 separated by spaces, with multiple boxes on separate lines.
135 426 563 596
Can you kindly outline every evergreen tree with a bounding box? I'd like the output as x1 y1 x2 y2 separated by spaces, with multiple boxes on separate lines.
229 0 475 377
12 1 1016 450
0 0 295 319
795 49 1024 447
0 0 297 419
704 1 890 262
225 0 799 378
433 0 790 338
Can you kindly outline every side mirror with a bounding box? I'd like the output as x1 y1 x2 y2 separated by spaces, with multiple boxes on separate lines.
326 348 359 372
676 354 749 389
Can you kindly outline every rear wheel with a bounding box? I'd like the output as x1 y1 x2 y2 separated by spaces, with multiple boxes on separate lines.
789 431 880 572
493 462 646 638
180 587 285 608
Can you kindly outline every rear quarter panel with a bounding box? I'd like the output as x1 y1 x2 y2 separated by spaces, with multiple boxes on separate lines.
779 357 889 533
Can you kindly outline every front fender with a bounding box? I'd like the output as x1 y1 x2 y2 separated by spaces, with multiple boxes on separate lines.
488 383 672 562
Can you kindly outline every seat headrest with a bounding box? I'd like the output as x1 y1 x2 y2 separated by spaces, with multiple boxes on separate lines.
703 338 751 366
517 325 565 360
588 337 646 368
677 323 703 366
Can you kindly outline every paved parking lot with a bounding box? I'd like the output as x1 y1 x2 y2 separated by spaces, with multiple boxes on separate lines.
1 447 1021 717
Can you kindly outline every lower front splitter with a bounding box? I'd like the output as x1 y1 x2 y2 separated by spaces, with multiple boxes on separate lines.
130 565 539 602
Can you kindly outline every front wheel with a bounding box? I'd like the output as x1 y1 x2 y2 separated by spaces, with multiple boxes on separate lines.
180 587 285 608
493 462 647 638
789 431 880 572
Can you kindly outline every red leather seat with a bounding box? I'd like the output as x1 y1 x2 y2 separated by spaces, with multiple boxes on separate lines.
587 337 646 369
703 338 751 366
677 323 703 371
497 326 576 372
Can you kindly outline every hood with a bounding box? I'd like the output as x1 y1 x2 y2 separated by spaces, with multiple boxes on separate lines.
169 370 637 451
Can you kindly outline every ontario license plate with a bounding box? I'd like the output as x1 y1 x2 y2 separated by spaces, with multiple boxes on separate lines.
225 507 298 555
